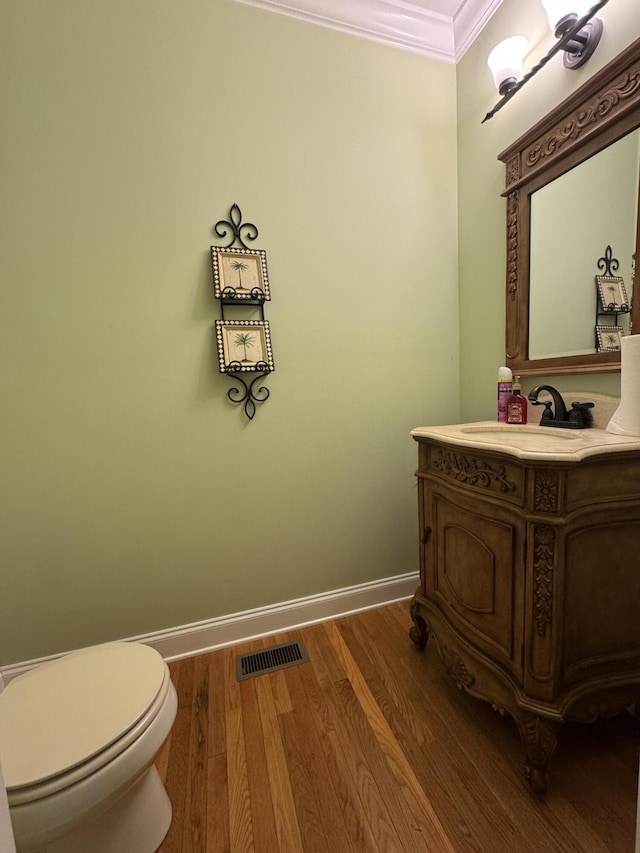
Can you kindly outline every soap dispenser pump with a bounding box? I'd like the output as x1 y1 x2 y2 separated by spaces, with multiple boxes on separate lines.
507 376 528 425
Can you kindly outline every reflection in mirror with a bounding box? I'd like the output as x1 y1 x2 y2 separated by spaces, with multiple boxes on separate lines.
529 129 640 360
499 37 640 376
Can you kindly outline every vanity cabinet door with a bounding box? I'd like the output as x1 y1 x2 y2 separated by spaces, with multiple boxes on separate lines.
420 480 525 681
562 511 640 675
523 505 640 705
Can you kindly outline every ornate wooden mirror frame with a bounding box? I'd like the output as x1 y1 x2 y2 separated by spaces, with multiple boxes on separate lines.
499 36 640 377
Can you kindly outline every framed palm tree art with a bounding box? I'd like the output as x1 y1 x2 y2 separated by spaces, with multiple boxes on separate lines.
596 276 629 313
211 246 270 301
596 325 624 352
215 320 274 373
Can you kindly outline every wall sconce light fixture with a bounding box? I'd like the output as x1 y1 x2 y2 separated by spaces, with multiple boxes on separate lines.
483 0 610 123
541 0 604 67
487 35 529 96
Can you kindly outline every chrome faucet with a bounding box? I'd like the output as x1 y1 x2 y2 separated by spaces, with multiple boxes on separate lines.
527 385 594 429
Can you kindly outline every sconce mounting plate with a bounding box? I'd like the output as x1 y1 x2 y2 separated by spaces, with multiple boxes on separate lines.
564 18 603 69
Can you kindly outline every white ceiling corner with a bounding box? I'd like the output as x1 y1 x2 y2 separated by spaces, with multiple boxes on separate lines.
231 0 504 62
454 0 505 59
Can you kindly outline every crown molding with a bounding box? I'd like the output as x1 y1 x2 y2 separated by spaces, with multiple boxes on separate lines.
232 0 504 63
454 0 505 60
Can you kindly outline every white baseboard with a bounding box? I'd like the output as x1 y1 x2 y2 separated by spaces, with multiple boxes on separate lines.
0 572 418 685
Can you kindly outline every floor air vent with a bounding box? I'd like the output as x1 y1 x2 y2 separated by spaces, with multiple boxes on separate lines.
236 641 308 681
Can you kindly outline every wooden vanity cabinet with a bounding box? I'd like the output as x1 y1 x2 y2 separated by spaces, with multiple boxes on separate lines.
409 436 640 793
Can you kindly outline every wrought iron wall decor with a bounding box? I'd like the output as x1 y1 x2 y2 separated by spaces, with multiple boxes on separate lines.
594 245 630 352
211 204 274 419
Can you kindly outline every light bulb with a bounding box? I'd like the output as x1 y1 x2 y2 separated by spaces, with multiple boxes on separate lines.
487 36 529 96
540 0 588 33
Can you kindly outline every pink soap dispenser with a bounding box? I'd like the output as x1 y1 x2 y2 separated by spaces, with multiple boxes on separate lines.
507 375 528 424
497 366 513 422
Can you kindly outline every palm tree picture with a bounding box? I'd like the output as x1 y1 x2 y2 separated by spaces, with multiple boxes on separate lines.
598 276 628 313
212 248 270 301
596 325 623 351
216 320 273 374
230 260 250 291
234 332 255 362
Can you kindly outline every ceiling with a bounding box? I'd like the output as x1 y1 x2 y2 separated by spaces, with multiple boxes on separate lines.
232 0 505 62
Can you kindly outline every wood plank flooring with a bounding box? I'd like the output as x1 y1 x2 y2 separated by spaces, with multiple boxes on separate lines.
156 602 639 852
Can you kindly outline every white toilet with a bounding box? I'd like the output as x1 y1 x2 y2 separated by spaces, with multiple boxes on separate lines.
0 642 177 853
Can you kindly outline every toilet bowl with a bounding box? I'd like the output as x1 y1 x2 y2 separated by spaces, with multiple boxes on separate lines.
0 642 177 853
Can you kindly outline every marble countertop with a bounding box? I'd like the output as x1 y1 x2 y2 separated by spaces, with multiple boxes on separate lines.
410 421 640 462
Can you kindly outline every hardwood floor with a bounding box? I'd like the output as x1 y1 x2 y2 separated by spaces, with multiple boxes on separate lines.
155 602 639 852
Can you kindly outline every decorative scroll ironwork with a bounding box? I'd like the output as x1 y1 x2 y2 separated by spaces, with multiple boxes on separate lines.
597 244 620 277
214 203 259 250
224 361 272 420
595 246 630 346
211 204 274 418
221 286 267 302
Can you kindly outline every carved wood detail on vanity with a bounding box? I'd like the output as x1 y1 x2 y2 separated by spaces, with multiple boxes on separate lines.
441 646 475 690
431 449 517 493
532 525 555 638
410 433 640 792
534 470 559 513
518 713 560 794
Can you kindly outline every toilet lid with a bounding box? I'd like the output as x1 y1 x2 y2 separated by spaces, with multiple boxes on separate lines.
0 642 166 789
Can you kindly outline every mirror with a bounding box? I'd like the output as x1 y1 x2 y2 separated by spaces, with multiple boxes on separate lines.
499 37 640 376
529 129 640 359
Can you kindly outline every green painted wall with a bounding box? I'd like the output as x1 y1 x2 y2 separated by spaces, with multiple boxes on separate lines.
4 0 638 667
0 1 459 663
457 0 640 420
